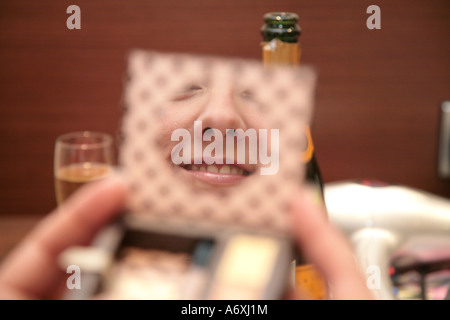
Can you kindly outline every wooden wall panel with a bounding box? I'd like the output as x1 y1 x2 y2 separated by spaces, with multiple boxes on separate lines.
0 0 449 215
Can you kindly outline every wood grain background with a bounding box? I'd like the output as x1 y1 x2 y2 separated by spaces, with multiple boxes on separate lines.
0 0 449 216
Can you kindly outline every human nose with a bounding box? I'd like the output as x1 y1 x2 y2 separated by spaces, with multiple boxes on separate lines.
196 87 247 134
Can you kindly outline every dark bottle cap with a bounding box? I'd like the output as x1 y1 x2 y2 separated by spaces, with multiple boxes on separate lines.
261 12 301 43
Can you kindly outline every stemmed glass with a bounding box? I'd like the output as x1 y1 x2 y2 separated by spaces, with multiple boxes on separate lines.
54 131 115 205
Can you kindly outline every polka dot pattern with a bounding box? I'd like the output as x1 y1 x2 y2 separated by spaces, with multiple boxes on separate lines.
120 50 317 235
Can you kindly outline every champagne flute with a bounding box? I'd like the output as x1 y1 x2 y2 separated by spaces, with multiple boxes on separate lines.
54 131 115 205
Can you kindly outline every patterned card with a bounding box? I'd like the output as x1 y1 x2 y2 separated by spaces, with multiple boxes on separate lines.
120 50 316 235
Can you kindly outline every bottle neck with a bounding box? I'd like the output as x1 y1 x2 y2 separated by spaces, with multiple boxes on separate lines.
261 12 301 66
261 20 312 163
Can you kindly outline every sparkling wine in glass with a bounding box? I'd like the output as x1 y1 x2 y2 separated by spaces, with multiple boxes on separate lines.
54 131 115 205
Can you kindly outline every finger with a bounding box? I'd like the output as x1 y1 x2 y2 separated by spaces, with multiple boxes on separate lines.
289 188 373 300
0 174 128 299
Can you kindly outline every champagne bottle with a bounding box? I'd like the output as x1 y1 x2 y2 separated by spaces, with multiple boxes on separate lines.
261 12 327 299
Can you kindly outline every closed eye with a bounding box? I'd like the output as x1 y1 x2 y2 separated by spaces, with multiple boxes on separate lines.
171 84 205 102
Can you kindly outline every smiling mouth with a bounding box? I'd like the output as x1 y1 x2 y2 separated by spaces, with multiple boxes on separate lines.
177 162 254 186
180 164 251 176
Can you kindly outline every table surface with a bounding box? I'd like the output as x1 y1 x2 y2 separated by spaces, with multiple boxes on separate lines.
1 214 449 268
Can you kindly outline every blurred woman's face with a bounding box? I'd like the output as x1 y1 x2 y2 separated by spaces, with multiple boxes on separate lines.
157 78 266 188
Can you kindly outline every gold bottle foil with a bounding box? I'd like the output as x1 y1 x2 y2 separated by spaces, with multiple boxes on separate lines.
262 39 301 67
